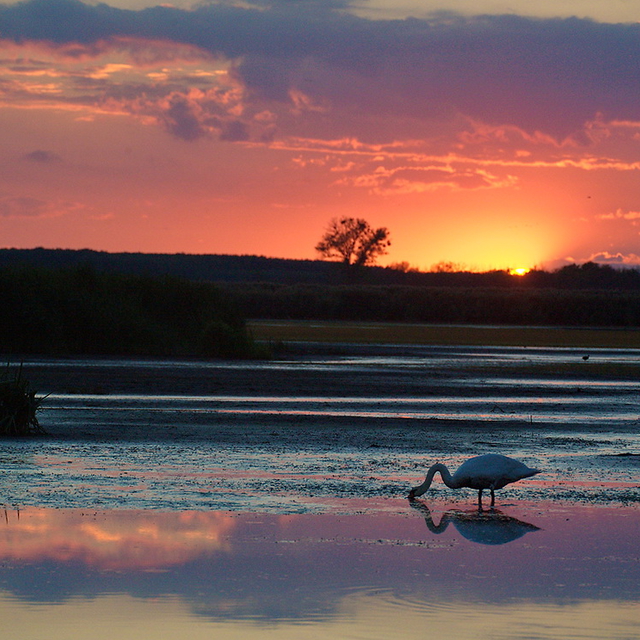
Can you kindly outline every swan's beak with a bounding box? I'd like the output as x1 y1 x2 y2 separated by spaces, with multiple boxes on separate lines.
407 489 416 499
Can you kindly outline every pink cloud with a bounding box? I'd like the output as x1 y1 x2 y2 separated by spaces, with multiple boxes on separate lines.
0 196 72 218
586 251 640 265
596 209 640 222
334 164 519 195
2 1 640 139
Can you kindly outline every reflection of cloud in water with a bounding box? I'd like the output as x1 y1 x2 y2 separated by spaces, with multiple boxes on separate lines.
410 502 540 545
1 505 639 631
0 508 235 570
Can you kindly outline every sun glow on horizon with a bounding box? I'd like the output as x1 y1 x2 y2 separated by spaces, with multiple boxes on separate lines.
509 267 531 276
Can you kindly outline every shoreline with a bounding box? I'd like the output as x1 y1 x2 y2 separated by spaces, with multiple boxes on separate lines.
249 320 640 348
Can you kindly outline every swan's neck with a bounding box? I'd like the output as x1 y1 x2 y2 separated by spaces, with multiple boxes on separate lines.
410 463 457 497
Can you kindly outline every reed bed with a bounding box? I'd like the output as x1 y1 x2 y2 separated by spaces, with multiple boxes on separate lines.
0 364 46 436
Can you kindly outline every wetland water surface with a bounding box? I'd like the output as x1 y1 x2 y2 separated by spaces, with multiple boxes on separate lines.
0 504 638 640
2 345 640 638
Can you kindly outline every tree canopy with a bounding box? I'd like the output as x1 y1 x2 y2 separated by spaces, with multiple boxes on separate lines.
315 217 391 266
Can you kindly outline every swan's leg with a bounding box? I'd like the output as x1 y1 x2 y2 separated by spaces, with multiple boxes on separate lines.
477 488 483 508
490 488 495 507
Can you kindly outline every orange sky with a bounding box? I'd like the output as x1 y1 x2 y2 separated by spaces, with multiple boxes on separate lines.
1 1 640 271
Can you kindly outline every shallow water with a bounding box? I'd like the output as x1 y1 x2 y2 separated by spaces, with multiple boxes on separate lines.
0 503 638 640
27 344 640 427
3 347 640 511
3 347 640 638
46 389 640 425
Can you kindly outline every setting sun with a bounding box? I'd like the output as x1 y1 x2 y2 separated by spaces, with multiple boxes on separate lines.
509 268 531 276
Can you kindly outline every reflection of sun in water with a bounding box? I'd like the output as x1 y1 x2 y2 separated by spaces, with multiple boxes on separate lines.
509 267 531 276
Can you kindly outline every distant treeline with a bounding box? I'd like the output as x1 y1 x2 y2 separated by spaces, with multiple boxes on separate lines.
0 266 264 358
3 248 640 289
224 283 640 327
0 248 340 285
3 249 640 333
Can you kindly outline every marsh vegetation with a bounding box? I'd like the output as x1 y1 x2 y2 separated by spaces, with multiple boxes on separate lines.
229 282 640 327
0 364 45 436
0 265 266 358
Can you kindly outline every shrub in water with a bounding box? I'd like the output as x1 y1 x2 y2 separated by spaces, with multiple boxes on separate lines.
0 364 46 436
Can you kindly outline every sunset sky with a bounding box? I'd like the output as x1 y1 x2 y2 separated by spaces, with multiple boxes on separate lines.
1 0 640 271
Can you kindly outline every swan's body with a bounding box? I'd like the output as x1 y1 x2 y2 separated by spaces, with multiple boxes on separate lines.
408 454 541 507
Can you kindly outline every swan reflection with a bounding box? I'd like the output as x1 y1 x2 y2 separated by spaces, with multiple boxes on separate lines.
410 502 540 545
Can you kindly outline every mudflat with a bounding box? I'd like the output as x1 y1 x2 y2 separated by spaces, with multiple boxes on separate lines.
6 337 639 511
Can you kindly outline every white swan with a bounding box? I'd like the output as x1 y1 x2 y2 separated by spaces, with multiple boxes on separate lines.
408 453 541 507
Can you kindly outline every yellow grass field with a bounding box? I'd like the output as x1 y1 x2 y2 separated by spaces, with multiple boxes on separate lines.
248 320 640 349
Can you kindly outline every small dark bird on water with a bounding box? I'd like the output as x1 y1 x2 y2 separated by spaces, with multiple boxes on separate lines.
582 355 589 361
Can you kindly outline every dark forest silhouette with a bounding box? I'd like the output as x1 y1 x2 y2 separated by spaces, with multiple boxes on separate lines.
227 282 640 326
0 264 263 358
2 248 640 289
2 250 640 359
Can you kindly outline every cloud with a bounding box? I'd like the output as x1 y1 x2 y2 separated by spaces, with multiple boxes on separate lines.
23 149 61 163
596 208 640 222
586 251 640 265
333 163 518 194
2 0 640 141
0 195 80 218
219 119 250 142
0 195 50 217
151 90 251 141
158 91 209 140
109 84 264 141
